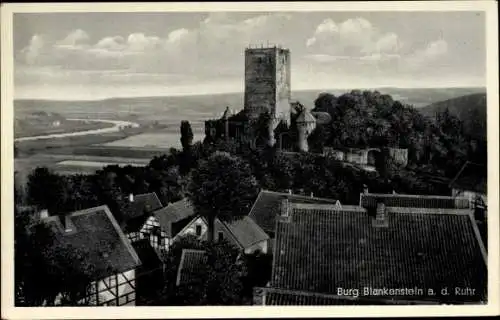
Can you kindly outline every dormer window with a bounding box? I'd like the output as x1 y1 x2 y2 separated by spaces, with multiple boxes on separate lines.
196 225 202 236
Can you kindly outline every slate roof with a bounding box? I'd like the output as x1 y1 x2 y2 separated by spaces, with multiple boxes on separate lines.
360 193 470 209
42 205 141 281
271 202 487 304
120 192 163 232
176 249 208 286
450 161 487 194
248 190 338 234
153 198 195 238
218 216 270 249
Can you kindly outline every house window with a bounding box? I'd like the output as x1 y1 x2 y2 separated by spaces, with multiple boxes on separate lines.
196 225 202 236
218 231 224 242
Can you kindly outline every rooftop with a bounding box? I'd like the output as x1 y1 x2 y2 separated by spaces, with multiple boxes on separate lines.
153 198 195 238
120 192 163 232
271 203 487 303
248 189 337 235
42 205 141 280
176 249 207 286
219 215 270 249
360 192 470 209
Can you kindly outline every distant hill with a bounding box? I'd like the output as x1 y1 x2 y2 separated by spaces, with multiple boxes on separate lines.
419 93 487 140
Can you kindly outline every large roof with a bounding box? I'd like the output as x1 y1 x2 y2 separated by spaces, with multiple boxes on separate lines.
450 161 487 194
176 249 207 286
360 193 470 209
120 192 163 232
153 198 195 237
248 190 337 234
270 202 487 304
43 205 141 280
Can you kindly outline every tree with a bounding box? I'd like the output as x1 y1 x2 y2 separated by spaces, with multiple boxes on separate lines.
26 167 68 215
159 235 247 305
180 120 194 151
187 151 258 243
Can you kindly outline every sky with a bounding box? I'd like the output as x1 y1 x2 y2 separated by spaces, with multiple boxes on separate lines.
14 11 486 100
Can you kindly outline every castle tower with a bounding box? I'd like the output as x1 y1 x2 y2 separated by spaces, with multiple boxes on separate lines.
244 45 291 146
296 108 317 152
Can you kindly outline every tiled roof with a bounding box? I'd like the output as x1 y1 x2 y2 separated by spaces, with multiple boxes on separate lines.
450 161 487 194
176 249 208 286
42 205 141 280
153 198 195 238
219 216 270 249
360 193 470 209
271 203 487 303
120 192 163 232
248 190 337 234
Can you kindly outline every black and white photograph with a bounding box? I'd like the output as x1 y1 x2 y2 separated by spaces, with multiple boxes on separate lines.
1 1 499 318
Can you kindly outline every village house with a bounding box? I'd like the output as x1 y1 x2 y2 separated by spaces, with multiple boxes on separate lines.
120 192 163 243
174 214 270 254
254 201 487 305
138 198 196 252
41 205 142 306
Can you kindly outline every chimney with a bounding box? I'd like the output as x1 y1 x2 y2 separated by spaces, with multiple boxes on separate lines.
363 184 369 194
310 192 314 198
372 201 388 228
129 193 134 203
287 189 292 195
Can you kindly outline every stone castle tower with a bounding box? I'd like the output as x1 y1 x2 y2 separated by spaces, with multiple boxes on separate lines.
296 108 317 152
244 45 291 146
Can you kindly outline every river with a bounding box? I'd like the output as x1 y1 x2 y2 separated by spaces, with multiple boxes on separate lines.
14 118 140 142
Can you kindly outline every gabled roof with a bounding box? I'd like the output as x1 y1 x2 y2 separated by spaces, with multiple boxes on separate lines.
360 193 470 209
120 192 163 232
42 205 141 281
271 202 487 304
176 249 207 286
218 216 270 249
248 190 337 234
153 198 195 237
450 161 487 194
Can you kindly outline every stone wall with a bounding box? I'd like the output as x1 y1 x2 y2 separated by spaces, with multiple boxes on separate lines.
244 47 291 122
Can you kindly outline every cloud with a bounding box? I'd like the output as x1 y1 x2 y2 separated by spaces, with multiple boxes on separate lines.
405 39 448 69
16 13 293 76
306 17 402 57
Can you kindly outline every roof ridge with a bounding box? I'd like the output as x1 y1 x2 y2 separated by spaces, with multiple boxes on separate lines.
386 207 474 215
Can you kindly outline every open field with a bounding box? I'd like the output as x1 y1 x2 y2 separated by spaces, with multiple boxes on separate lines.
15 153 151 181
15 119 115 139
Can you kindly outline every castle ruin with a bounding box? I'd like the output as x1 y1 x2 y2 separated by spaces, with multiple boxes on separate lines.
203 45 408 166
